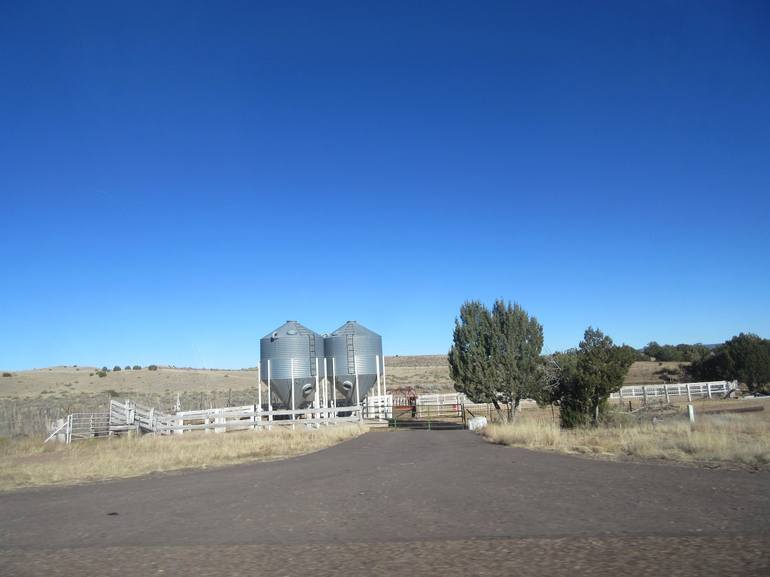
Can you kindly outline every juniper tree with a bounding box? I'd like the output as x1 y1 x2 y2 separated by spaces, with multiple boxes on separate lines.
689 333 770 394
488 300 544 420
555 327 634 427
448 299 544 420
448 301 501 410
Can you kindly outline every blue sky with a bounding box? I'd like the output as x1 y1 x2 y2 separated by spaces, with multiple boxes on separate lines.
1 1 769 370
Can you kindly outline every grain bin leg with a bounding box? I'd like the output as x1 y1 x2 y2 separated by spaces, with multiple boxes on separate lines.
267 359 273 430
354 356 361 422
291 358 296 431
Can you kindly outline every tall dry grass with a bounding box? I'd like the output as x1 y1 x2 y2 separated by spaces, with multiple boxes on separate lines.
482 409 770 466
0 424 367 491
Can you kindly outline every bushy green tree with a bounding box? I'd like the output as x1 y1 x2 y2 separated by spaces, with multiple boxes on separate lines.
448 301 501 410
554 328 634 427
488 300 544 418
690 333 770 394
448 299 544 420
642 341 711 362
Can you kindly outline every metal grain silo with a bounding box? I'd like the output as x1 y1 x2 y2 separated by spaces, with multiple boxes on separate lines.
260 321 325 408
324 321 383 402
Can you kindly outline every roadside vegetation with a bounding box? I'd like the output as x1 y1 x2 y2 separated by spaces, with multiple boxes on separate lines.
449 298 770 467
0 424 367 491
482 402 770 467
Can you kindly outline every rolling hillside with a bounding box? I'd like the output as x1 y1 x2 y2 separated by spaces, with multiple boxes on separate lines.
1 358 688 400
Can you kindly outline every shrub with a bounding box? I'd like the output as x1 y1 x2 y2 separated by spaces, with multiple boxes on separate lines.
97 371 107 378
2 372 12 378
101 366 109 372
113 366 121 372
148 365 158 371
132 365 141 370
125 365 131 371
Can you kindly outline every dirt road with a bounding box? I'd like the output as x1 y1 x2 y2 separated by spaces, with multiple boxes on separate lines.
1 430 768 576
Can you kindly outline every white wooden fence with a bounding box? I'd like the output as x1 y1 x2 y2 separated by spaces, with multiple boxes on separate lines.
610 380 737 403
363 394 393 419
46 399 364 444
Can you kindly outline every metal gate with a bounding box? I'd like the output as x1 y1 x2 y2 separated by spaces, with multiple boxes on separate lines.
389 403 466 430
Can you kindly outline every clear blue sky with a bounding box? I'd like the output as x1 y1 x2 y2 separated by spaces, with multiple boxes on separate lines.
1 1 768 370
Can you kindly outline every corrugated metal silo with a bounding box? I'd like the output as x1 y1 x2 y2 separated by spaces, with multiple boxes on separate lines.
260 321 325 408
324 321 383 402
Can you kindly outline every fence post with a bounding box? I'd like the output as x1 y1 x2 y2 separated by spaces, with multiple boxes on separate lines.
618 388 624 407
686 383 692 402
664 384 670 404
642 386 648 406
707 383 712 399
56 418 66 443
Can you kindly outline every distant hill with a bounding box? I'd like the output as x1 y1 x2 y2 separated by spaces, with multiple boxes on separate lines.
0 357 691 401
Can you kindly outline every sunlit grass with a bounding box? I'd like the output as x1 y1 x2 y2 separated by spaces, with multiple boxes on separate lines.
482 407 770 466
0 424 367 491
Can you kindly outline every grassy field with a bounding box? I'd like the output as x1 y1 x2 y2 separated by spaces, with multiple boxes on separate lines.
482 399 770 467
0 424 367 491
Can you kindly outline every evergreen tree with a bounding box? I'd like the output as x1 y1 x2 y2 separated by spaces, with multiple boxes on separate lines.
555 328 634 427
448 301 500 409
690 333 770 394
448 299 544 420
488 300 544 419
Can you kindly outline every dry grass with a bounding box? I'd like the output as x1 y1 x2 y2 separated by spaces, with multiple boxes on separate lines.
624 361 689 385
0 360 692 400
0 424 367 492
482 403 770 467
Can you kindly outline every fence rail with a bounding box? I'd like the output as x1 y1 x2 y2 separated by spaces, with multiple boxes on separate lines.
46 399 366 444
610 381 737 402
47 381 743 444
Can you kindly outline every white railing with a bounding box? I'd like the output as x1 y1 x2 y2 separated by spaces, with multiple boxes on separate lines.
416 393 467 406
363 394 393 420
47 400 365 444
610 381 737 402
108 399 363 436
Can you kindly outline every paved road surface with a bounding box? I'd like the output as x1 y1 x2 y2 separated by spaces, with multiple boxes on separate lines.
1 430 769 576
